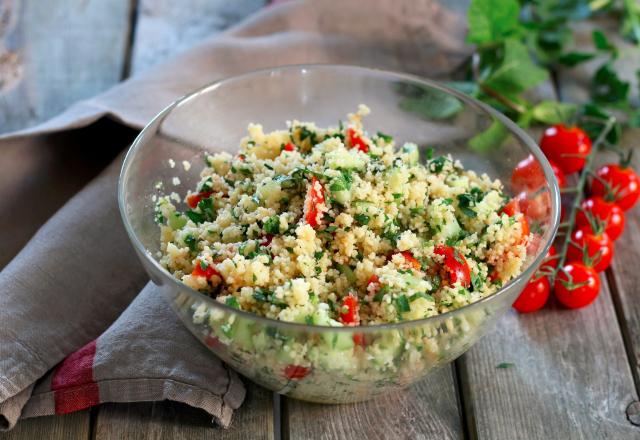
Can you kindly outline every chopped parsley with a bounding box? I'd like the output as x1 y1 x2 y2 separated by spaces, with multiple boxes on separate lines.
262 216 280 234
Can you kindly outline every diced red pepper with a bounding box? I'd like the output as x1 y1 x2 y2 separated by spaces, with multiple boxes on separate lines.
339 295 359 325
192 259 220 280
347 128 369 153
283 142 295 152
433 245 471 288
304 176 325 228
284 364 310 380
204 335 221 348
186 191 213 209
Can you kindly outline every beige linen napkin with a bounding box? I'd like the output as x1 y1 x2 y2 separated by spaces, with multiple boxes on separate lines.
0 0 469 430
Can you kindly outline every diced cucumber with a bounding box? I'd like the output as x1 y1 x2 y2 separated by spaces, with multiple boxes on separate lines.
337 264 356 284
440 218 461 240
402 143 419 165
387 167 408 194
232 319 254 350
257 180 283 206
168 211 187 230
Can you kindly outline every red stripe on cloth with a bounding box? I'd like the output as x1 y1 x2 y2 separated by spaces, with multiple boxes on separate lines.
51 340 100 414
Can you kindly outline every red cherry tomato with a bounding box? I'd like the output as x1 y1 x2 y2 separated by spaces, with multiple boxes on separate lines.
191 259 221 280
339 295 359 325
590 163 640 211
304 176 325 228
566 228 613 272
433 245 471 288
347 128 369 153
284 365 310 380
575 196 625 240
283 142 296 152
554 263 600 309
511 155 566 192
512 276 550 313
186 191 213 209
540 244 558 272
540 124 592 174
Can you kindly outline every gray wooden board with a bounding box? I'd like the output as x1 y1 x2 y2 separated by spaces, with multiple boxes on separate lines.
0 0 134 134
129 0 265 75
93 382 274 440
284 366 464 440
459 278 639 439
0 411 89 440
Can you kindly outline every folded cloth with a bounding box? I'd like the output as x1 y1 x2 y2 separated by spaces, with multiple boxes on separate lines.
0 0 469 431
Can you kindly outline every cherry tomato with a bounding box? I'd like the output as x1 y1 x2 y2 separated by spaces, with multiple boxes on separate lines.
566 228 613 272
554 263 600 309
283 142 296 152
186 191 213 209
284 365 310 380
339 295 359 325
304 176 325 228
511 155 566 192
540 244 558 272
512 276 550 313
590 163 640 211
501 199 530 239
347 128 369 153
516 191 551 222
433 245 471 288
540 124 592 174
191 259 221 280
575 196 625 240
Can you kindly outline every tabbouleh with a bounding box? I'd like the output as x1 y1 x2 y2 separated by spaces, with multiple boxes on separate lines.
156 105 528 327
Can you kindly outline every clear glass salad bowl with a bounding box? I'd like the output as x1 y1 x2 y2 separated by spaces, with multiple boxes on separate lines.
118 65 560 403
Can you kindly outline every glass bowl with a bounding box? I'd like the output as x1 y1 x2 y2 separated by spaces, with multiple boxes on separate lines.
118 65 560 403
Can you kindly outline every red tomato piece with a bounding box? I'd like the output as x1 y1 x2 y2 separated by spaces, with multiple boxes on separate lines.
186 191 213 209
283 142 296 152
590 163 640 211
352 333 366 347
433 245 471 288
512 276 550 313
339 295 359 325
284 365 310 380
192 259 220 280
540 124 592 174
554 263 600 309
575 196 625 240
347 128 369 153
260 234 274 247
304 176 325 228
566 228 613 272
394 251 422 270
501 199 530 240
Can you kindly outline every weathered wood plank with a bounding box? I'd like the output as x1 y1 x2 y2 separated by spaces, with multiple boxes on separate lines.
460 278 639 438
0 412 90 440
128 0 265 75
284 366 464 440
0 0 134 133
94 382 274 440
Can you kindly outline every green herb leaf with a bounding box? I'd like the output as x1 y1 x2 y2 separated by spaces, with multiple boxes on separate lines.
483 39 548 97
263 216 280 235
468 120 509 152
467 0 521 44
225 297 240 309
592 29 616 53
558 51 595 67
531 101 577 124
496 362 515 369
354 214 370 225
590 63 630 105
395 294 411 313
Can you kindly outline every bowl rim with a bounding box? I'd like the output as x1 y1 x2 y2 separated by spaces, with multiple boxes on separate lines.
118 63 561 333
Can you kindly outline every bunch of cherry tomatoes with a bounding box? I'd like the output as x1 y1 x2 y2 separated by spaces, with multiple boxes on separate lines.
511 124 639 313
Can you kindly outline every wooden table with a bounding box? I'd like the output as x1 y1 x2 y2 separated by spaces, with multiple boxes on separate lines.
1 1 639 439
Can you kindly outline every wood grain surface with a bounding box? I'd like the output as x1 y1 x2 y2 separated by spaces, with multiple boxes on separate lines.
284 367 464 440
0 0 135 133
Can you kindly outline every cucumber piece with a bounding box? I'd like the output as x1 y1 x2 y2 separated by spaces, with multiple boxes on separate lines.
387 167 408 194
402 143 419 165
325 148 365 170
168 211 187 230
337 264 356 284
232 319 254 350
257 180 283 206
